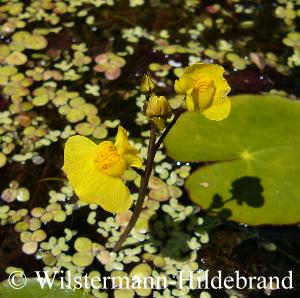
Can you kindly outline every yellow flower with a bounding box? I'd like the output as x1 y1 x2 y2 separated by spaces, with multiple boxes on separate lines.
62 126 142 213
174 63 231 121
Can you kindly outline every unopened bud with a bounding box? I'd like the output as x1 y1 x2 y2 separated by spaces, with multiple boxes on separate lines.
152 117 167 131
140 74 156 94
145 95 172 118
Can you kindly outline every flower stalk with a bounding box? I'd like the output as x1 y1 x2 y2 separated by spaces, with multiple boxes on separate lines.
113 107 186 251
113 122 158 252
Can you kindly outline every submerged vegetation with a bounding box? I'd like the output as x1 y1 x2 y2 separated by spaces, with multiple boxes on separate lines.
0 0 300 297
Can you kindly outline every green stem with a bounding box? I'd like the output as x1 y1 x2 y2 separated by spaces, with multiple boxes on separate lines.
155 108 185 151
133 168 145 177
113 108 185 252
113 123 158 252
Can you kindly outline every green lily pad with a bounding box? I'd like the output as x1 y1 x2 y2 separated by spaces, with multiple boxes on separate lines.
164 95 300 225
0 278 92 298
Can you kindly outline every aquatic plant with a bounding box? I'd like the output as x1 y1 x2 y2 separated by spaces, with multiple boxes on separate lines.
63 63 231 251
94 52 126 80
174 64 231 121
63 126 143 213
0 1 299 297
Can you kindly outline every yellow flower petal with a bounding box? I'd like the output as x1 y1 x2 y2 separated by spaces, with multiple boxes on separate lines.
125 154 143 168
191 78 215 111
75 172 131 213
202 97 231 121
174 74 194 94
188 64 231 103
63 135 97 175
175 63 231 120
185 94 195 112
115 126 135 154
184 63 225 78
212 77 231 105
63 135 131 213
115 125 143 168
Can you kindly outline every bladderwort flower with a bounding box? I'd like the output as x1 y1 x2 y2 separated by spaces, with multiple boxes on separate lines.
174 63 231 121
63 126 142 213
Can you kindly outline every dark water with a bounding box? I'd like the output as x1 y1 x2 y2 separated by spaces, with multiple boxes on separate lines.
0 0 300 297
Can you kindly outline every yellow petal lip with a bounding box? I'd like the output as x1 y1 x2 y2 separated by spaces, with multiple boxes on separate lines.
191 78 215 111
62 134 132 213
94 141 126 177
185 94 195 112
115 125 143 169
202 97 231 121
114 125 129 154
115 125 137 154
125 154 143 169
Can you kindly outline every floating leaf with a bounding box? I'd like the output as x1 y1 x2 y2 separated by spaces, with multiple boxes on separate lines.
226 53 250 70
32 95 49 106
149 188 169 201
69 97 85 108
167 185 183 198
0 45 10 62
5 52 27 65
32 229 47 242
165 95 300 225
75 122 94 136
52 210 66 222
82 103 98 116
93 126 108 139
16 187 30 202
66 109 85 123
129 263 152 279
0 153 7 168
22 241 38 254
1 188 17 203
28 35 48 50
72 251 94 267
114 289 135 298
74 237 93 252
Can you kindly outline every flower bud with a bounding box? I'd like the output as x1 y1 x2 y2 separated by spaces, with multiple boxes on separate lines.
152 117 166 131
140 74 156 94
145 95 172 118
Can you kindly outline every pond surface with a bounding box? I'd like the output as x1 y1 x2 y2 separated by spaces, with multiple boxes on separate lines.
0 0 299 297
